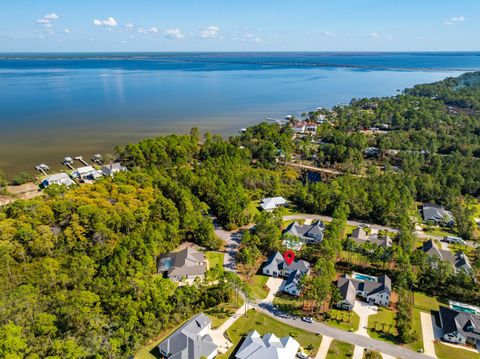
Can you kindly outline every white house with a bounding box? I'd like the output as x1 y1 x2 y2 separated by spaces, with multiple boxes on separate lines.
263 252 310 296
336 273 392 310
74 165 103 180
101 163 126 177
42 173 75 188
235 331 300 359
439 306 480 350
260 197 288 212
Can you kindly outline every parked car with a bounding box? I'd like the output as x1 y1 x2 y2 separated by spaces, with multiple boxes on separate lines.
302 317 313 323
444 236 466 245
297 352 308 359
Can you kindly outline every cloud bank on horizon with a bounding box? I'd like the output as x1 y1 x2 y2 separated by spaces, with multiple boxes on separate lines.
1 0 478 52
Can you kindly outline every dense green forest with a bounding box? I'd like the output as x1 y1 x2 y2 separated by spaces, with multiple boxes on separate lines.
1 72 480 358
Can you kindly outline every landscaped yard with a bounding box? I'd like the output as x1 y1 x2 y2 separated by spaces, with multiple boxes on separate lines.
326 339 354 359
222 310 322 359
367 307 397 343
205 251 224 270
273 294 304 316
246 274 269 300
434 342 480 359
324 309 360 332
422 226 456 238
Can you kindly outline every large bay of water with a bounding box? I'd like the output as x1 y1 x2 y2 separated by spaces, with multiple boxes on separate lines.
1 52 480 176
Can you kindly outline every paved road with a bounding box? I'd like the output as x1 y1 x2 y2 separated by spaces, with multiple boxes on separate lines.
420 312 437 358
254 303 436 359
284 162 365 178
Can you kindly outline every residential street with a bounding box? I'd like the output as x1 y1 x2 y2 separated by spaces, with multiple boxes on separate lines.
213 218 251 273
255 303 436 359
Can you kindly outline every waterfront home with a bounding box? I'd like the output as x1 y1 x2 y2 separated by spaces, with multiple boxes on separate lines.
263 251 310 296
41 173 75 188
235 331 300 359
158 313 218 359
439 306 480 351
291 121 306 133
421 203 454 226
74 165 103 180
101 163 126 177
336 272 392 310
260 197 287 212
283 220 325 244
158 247 206 282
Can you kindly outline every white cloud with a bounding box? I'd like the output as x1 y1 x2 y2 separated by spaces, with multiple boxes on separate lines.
243 33 261 43
93 17 118 27
369 32 379 38
163 28 184 39
321 30 335 37
138 27 147 34
444 16 465 25
64 28 71 34
148 27 159 34
44 13 59 20
36 13 59 28
125 23 135 29
199 25 220 39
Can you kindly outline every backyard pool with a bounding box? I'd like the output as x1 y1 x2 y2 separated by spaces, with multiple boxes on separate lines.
352 272 378 282
449 300 480 315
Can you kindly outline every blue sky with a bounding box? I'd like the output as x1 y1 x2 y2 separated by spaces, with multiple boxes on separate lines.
0 0 478 52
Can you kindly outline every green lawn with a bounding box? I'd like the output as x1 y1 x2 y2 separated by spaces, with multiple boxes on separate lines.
422 226 456 238
324 309 360 332
434 342 480 359
247 274 269 300
408 292 445 352
247 200 261 219
367 307 397 343
326 340 354 359
222 310 322 359
205 295 244 329
363 350 382 359
273 294 304 316
205 251 224 270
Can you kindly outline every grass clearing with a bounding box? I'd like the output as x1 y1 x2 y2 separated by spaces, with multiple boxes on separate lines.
434 342 480 359
326 339 355 359
222 310 322 359
206 295 244 329
205 251 224 270
324 309 360 332
247 274 269 300
367 307 397 343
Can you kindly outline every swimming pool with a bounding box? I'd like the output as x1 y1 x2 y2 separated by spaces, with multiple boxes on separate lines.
352 272 378 282
449 301 480 315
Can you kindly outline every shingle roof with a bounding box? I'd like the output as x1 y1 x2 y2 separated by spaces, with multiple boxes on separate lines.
264 251 310 275
161 248 206 277
337 276 356 306
422 203 454 223
235 330 300 359
158 313 218 359
283 221 324 241
439 307 480 342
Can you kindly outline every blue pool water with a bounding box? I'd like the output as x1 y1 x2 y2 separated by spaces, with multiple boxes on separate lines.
353 273 378 282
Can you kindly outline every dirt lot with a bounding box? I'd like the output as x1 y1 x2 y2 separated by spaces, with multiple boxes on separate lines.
0 183 42 206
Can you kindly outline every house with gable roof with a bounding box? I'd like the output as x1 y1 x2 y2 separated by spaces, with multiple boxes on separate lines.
283 220 325 244
235 331 300 359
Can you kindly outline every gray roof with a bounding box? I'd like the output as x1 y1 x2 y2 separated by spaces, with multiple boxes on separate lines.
337 273 391 301
337 276 356 306
43 173 75 187
159 248 206 277
283 221 325 241
439 307 480 342
422 203 454 224
351 227 367 240
285 269 302 288
353 233 392 248
264 251 310 275
422 240 471 272
158 313 217 359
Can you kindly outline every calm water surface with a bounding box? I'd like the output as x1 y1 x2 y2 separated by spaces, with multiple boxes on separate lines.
1 52 479 177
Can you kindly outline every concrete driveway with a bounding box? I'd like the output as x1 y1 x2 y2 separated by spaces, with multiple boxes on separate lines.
262 277 284 304
353 301 378 336
420 312 437 358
